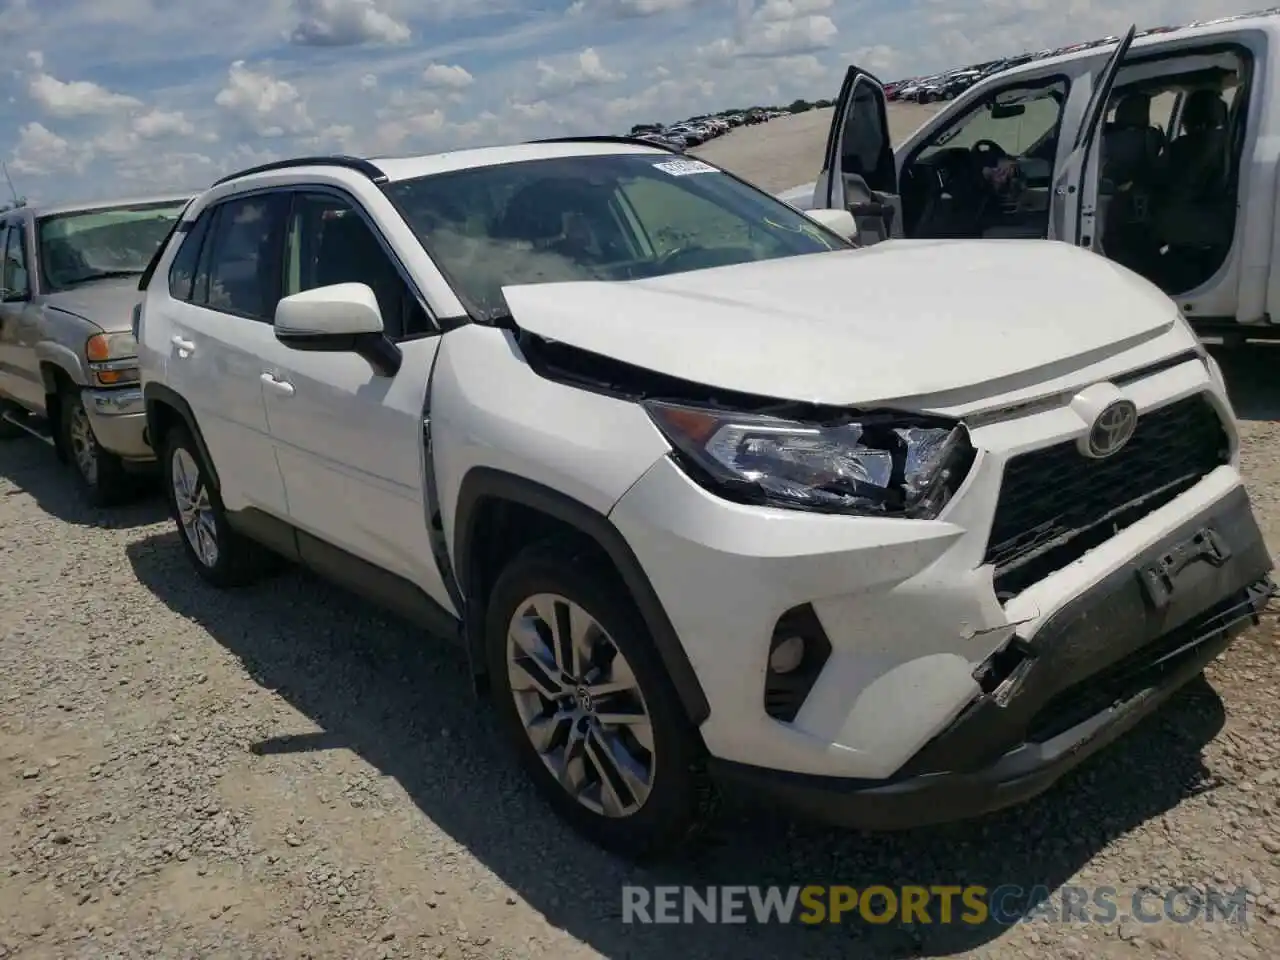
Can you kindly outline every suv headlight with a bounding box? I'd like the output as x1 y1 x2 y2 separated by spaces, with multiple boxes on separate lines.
85 332 139 387
644 400 975 519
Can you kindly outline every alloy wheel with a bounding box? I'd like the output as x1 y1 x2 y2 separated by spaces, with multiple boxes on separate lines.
171 447 218 568
67 403 98 485
506 593 656 818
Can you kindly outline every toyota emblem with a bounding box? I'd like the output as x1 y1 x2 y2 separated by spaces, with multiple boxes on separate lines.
1085 399 1138 458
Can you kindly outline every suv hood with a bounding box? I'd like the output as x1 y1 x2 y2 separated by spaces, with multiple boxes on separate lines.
502 239 1182 408
44 276 142 332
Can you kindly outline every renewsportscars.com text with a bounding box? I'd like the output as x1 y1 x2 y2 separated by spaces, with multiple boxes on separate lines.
621 884 1251 926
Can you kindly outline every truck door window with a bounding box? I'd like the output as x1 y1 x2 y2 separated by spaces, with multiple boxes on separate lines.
900 77 1068 240
2 224 30 299
918 80 1068 160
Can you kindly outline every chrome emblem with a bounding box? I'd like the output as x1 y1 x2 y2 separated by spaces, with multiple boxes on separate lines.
1085 399 1138 459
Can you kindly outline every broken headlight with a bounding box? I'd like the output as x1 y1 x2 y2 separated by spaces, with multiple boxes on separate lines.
645 401 974 519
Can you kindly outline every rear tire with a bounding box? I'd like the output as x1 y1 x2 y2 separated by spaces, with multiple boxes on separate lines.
162 425 275 588
60 388 134 507
485 540 714 862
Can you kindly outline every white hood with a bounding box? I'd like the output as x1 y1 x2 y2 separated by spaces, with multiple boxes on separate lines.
502 239 1183 407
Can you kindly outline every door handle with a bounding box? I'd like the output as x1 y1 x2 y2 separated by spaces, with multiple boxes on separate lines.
260 372 295 397
171 335 195 356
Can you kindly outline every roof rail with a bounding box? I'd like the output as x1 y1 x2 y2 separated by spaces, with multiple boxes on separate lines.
211 155 388 187
528 135 681 155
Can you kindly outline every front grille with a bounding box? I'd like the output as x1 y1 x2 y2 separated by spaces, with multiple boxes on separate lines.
985 393 1230 598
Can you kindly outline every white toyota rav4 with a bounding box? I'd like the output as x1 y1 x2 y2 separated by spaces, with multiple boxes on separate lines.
135 139 1274 860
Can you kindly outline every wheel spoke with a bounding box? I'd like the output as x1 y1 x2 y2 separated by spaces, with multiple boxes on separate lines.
587 727 650 814
510 653 563 699
525 711 571 754
593 697 647 728
551 599 580 679
553 728 590 798
584 732 629 817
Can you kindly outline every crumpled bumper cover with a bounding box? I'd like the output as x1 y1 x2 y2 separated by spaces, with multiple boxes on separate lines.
709 484 1274 830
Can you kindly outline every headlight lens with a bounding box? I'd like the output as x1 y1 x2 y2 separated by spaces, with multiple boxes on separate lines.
644 400 974 519
85 332 139 387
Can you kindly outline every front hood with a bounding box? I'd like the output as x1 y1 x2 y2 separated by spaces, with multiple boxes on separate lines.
502 239 1183 408
44 276 143 331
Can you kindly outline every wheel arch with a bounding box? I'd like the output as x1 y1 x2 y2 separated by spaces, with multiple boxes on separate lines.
142 383 220 492
40 360 79 461
453 466 711 728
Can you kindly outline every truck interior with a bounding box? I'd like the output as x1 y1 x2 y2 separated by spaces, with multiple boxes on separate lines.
895 77 1069 241
1095 47 1251 297
832 39 1252 303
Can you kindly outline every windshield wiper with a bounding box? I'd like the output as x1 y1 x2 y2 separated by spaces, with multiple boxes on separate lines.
60 269 144 286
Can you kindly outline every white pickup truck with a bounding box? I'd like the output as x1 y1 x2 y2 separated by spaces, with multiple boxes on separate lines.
780 10 1280 343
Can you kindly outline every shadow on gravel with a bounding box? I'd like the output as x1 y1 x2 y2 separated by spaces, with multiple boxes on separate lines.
126 529 1228 960
1207 341 1280 422
0 437 164 528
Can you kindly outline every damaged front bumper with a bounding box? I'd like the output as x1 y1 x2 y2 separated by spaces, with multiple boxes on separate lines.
708 485 1275 829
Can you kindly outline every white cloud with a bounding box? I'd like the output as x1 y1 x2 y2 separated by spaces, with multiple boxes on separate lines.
372 109 448 152
133 109 198 139
10 122 89 176
26 60 142 117
535 47 624 94
755 0 832 20
360 73 379 89
699 0 838 62
215 61 313 136
289 0 411 46
846 44 900 76
567 0 707 15
421 62 474 89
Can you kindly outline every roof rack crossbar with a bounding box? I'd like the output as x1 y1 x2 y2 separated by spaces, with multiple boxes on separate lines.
212 155 388 187
527 135 681 155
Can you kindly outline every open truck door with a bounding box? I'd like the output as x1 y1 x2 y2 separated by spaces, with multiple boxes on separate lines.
1050 24 1137 247
816 67 902 245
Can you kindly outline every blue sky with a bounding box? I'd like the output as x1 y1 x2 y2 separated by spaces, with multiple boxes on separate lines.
0 0 1262 202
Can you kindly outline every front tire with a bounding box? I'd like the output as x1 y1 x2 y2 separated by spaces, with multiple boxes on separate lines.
60 388 133 507
162 425 274 588
485 541 713 861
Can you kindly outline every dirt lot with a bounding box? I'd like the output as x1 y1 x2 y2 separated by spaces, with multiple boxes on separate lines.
3 107 1280 960
691 103 942 192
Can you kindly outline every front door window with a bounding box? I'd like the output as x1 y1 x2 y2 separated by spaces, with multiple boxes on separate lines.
901 79 1069 239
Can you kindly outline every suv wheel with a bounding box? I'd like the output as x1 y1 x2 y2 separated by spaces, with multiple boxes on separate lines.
60 388 132 507
485 541 714 861
163 425 275 588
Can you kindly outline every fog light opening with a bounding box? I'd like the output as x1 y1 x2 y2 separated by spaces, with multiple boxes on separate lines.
768 635 806 674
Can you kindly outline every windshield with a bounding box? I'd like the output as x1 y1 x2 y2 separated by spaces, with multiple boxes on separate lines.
38 200 189 291
383 153 849 321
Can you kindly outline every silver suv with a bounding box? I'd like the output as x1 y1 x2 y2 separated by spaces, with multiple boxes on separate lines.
0 196 190 505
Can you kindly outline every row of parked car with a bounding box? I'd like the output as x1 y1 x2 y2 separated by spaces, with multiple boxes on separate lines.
886 24 1187 104
0 28 1271 863
627 108 790 150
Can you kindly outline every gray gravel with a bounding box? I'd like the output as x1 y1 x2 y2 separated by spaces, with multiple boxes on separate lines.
3 198 1280 960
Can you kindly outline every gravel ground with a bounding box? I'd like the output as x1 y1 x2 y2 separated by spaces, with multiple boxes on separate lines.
4 113 1280 960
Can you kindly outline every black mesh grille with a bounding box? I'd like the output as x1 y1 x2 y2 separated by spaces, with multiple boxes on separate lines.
985 394 1230 598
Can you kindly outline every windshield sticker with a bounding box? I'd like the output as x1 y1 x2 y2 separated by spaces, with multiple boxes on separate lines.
652 159 718 176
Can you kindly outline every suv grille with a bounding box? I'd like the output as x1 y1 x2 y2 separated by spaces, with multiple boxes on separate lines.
985 393 1230 598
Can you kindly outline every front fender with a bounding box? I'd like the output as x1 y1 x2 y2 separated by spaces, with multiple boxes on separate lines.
35 341 89 389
